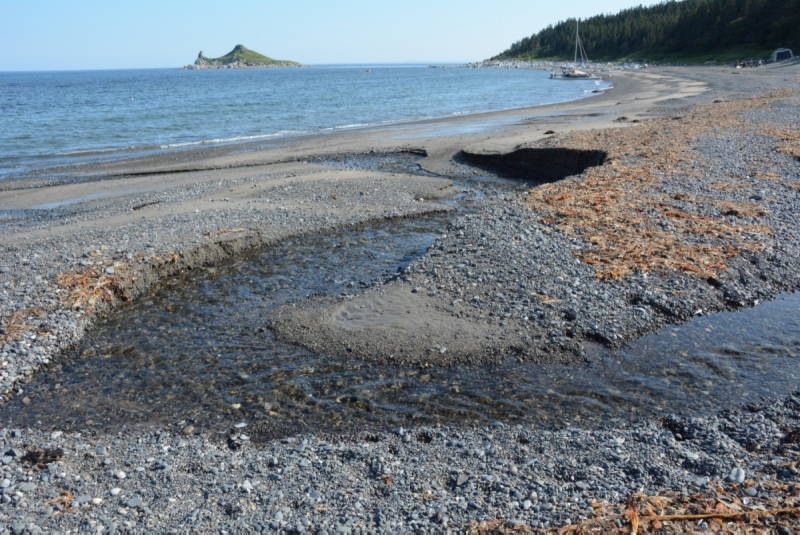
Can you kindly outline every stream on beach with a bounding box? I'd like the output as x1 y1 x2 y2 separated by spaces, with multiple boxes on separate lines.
2 165 799 438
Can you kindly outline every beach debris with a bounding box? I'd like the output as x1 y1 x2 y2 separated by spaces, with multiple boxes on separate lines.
57 262 133 313
0 306 45 345
531 292 561 305
763 125 800 160
718 200 770 217
130 200 161 211
203 227 248 238
526 90 792 280
21 447 64 469
466 480 800 534
48 489 75 515
783 428 800 444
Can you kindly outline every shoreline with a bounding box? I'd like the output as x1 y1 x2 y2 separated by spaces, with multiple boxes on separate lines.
0 66 610 187
1 64 799 531
0 69 687 393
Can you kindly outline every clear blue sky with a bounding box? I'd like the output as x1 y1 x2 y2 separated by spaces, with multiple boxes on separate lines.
3 0 666 70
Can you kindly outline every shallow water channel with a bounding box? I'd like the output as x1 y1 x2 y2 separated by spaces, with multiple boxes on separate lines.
3 208 800 439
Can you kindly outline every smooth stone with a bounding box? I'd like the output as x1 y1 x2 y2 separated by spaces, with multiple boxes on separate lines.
728 467 745 484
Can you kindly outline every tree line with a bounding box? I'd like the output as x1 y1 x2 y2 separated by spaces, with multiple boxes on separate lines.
494 0 799 61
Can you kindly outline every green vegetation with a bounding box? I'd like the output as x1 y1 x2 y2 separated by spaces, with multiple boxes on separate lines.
493 0 799 63
198 44 300 67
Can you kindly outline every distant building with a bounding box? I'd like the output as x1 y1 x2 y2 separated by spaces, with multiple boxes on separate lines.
770 48 794 62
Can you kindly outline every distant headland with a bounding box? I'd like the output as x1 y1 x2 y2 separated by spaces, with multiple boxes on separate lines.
184 44 301 69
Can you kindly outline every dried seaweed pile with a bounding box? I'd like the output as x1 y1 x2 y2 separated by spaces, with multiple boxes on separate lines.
468 480 800 534
763 126 800 160
526 91 795 280
54 249 185 314
0 306 44 345
0 250 183 348
56 262 134 313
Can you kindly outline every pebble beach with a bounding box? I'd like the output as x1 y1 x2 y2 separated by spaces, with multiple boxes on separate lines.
1 63 799 533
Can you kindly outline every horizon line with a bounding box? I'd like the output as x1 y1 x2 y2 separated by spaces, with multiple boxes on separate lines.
0 61 481 73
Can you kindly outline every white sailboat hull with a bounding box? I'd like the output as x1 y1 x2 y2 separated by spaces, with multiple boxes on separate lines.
549 21 597 80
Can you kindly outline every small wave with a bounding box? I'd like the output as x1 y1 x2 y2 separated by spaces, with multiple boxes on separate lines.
333 122 372 129
54 145 149 157
158 131 299 148
317 122 374 133
0 145 151 163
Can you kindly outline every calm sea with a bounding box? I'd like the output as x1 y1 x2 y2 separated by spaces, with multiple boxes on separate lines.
0 65 607 180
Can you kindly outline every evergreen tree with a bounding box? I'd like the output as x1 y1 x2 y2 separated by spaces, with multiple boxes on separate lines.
493 0 799 61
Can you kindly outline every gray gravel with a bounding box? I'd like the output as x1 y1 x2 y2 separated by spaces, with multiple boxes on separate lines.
0 392 798 532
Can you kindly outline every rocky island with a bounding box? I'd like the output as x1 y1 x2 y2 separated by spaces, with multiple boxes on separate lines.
184 44 301 69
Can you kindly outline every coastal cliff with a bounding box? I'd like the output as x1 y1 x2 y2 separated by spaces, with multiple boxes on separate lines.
184 44 301 69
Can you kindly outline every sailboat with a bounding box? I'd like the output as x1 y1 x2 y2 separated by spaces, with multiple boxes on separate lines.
550 20 595 79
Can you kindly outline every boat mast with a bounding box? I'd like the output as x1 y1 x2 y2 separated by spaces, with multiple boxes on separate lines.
574 20 579 64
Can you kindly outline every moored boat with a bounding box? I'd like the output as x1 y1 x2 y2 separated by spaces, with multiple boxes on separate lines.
550 20 597 80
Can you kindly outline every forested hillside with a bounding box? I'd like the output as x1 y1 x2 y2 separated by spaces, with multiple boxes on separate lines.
494 0 799 62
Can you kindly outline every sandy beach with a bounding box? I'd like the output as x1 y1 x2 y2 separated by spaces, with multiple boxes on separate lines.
1 63 799 532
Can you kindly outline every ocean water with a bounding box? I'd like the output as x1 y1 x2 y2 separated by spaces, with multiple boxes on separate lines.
0 65 607 180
